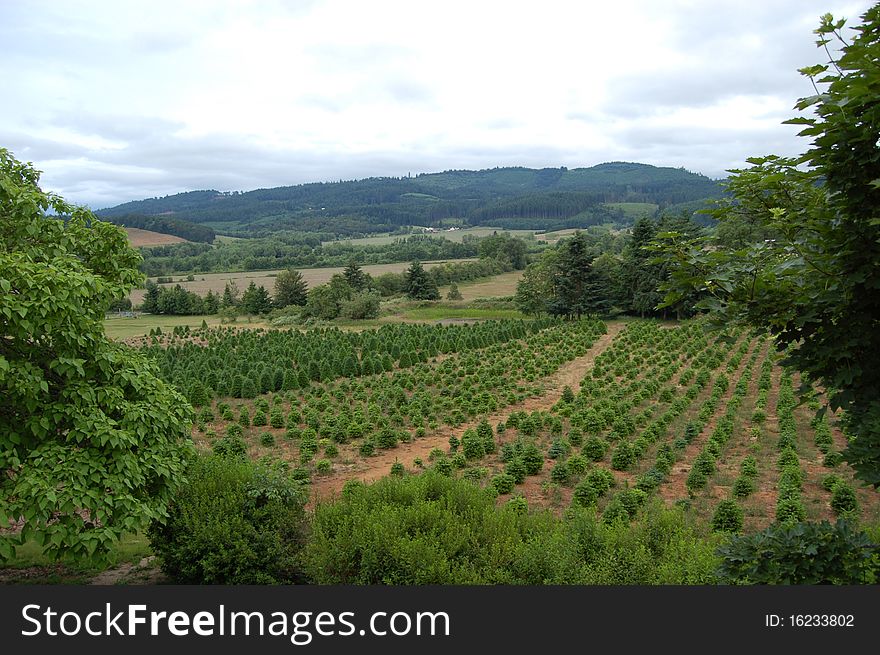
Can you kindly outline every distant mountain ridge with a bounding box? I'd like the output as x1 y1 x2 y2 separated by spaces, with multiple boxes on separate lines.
97 162 722 237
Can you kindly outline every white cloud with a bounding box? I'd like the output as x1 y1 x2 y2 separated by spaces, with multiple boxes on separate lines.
0 0 873 207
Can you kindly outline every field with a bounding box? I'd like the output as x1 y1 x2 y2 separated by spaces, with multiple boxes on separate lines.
125 227 187 247
104 313 270 340
7 315 880 584
437 270 523 300
321 227 536 246
154 318 878 528
129 259 475 305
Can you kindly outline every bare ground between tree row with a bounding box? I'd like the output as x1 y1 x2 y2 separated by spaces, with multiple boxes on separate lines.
308 321 626 505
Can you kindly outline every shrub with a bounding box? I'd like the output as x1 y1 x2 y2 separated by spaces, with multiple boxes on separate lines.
732 476 754 499
259 432 275 447
491 473 517 495
505 457 528 484
548 438 570 460
315 459 333 475
776 448 799 470
740 456 758 478
550 460 570 484
821 474 842 492
572 480 599 507
716 520 879 584
461 429 485 460
252 408 268 427
610 441 634 471
433 458 454 477
776 498 806 525
567 454 589 476
711 500 744 533
448 435 460 453
390 461 405 476
830 483 859 517
824 450 844 467
270 407 285 429
148 455 307 584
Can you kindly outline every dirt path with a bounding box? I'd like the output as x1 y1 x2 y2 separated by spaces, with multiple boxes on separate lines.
309 321 626 504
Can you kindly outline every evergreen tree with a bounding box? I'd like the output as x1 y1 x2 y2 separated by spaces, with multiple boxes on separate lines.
343 261 367 291
550 232 610 318
622 217 665 318
142 280 161 313
446 282 463 300
203 289 220 314
240 281 273 314
221 282 240 308
405 261 440 300
274 269 308 308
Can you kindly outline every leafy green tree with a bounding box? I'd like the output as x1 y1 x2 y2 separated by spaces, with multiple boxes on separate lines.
0 148 194 562
514 251 557 315
240 281 273 314
657 8 880 486
304 283 342 320
478 233 528 269
273 268 308 308
405 260 440 300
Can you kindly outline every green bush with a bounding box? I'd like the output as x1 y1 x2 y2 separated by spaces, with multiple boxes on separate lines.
148 455 307 584
550 460 570 484
776 497 806 525
259 432 275 447
711 500 744 533
732 476 754 499
830 483 859 517
716 520 879 584
582 436 608 461
461 429 485 460
740 456 758 478
821 473 842 492
390 461 405 476
505 457 528 483
610 441 634 471
491 473 516 495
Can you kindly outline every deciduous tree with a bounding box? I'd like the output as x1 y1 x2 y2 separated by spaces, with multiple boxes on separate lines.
0 148 194 562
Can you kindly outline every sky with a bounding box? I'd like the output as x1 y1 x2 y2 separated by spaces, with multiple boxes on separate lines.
1 0 873 209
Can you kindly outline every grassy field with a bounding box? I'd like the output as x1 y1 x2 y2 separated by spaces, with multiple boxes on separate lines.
105 313 270 340
438 270 522 300
112 267 519 338
0 532 152 584
125 227 187 247
400 306 524 320
130 259 475 305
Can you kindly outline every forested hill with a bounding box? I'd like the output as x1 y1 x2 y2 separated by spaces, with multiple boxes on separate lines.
97 162 723 237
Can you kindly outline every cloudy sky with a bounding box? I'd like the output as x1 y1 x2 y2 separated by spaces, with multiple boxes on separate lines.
1 0 871 208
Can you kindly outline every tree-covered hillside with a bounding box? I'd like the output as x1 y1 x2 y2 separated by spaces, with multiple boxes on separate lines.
97 162 722 237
